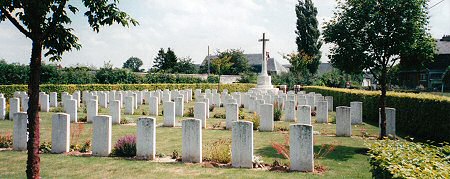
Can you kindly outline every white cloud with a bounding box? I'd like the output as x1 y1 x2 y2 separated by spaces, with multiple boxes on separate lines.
0 0 448 69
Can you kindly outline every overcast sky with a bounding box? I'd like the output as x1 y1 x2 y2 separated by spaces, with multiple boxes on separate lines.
0 0 449 69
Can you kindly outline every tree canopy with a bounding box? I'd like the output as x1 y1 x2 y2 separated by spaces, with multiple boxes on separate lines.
323 0 435 138
295 0 322 74
202 49 251 75
123 57 143 72
0 1 137 178
152 48 197 74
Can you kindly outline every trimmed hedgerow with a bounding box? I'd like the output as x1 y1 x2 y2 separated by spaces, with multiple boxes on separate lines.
304 86 450 142
367 140 450 178
0 83 256 99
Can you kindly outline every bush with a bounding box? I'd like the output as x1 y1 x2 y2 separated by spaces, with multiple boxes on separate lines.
213 112 226 119
39 142 52 154
209 105 215 112
367 140 450 178
112 135 136 157
244 112 260 130
304 86 450 142
185 107 194 117
203 138 232 164
274 101 283 121
0 132 13 148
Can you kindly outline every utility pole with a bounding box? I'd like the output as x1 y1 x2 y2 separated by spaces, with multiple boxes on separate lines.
207 45 211 75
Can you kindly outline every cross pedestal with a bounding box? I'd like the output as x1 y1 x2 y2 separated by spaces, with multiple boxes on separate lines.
253 33 278 94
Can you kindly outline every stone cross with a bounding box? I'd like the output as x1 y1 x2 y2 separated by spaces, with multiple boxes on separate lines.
258 33 269 76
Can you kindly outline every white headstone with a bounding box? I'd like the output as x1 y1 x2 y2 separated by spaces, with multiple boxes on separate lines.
290 124 314 172
65 99 78 123
259 104 274 132
175 96 184 117
40 94 50 112
316 101 328 123
336 106 351 137
182 119 202 163
285 100 296 122
194 102 207 129
87 100 98 123
149 96 159 116
0 97 5 120
13 112 27 151
137 117 156 160
9 98 20 120
110 100 121 124
226 103 238 130
124 96 134 115
379 108 396 138
232 121 253 168
163 101 176 127
297 105 311 125
92 115 112 156
50 92 58 107
51 113 70 153
350 101 363 124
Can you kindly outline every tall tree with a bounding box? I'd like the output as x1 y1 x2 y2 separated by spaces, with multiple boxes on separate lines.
152 48 166 71
0 1 137 178
323 0 435 138
283 52 315 85
211 56 232 91
295 0 322 74
216 49 250 75
173 57 198 74
152 48 178 72
123 56 143 72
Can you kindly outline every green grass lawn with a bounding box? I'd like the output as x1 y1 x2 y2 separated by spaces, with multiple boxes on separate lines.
0 101 379 178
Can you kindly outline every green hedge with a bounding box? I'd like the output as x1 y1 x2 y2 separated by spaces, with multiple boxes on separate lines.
367 140 450 178
304 86 450 142
0 84 256 99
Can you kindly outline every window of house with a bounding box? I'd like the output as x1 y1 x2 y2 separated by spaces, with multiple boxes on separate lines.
420 73 427 81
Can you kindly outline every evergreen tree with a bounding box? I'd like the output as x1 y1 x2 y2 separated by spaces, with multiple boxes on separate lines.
152 48 178 72
152 48 166 71
165 48 178 72
295 0 322 74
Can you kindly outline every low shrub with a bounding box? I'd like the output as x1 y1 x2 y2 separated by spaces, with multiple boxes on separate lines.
39 142 52 154
185 107 194 117
120 118 130 124
273 101 283 121
209 105 215 112
70 140 91 153
367 140 450 178
112 135 136 157
213 112 226 119
203 138 232 164
0 132 13 148
50 106 65 113
304 86 450 142
244 112 260 130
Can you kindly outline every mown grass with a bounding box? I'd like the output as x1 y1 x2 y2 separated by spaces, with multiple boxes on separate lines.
0 101 379 178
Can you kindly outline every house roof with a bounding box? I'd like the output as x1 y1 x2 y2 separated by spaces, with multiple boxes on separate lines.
317 63 334 75
437 40 450 55
202 54 288 73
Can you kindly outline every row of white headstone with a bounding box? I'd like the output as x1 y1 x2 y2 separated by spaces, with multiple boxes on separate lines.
11 112 314 172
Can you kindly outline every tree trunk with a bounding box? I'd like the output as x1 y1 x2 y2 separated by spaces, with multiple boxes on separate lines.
379 67 387 139
26 39 42 179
